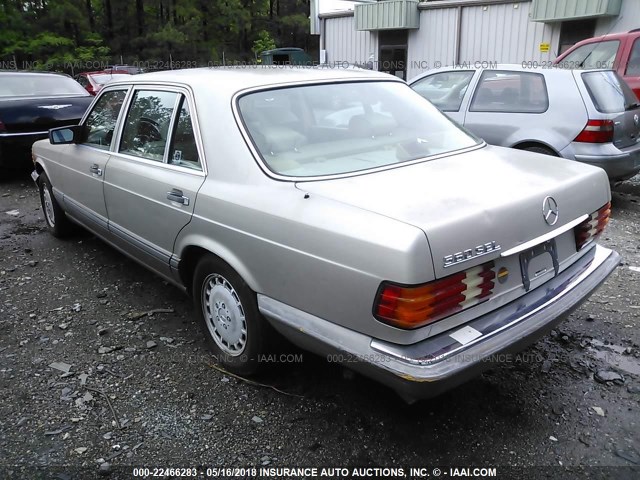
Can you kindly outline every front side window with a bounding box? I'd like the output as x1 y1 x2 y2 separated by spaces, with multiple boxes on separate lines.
469 71 548 113
119 90 179 161
558 40 620 69
83 89 128 149
238 81 479 178
411 71 474 111
626 38 640 76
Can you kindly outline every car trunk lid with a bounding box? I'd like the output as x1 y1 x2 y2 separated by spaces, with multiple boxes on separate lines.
0 96 93 133
296 145 610 279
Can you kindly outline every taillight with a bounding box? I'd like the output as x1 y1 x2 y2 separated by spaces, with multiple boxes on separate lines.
374 262 496 329
574 120 614 143
574 202 611 250
0 119 6 132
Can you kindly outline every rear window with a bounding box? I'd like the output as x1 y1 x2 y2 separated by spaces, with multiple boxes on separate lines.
238 81 479 178
582 71 639 113
557 40 619 70
0 74 89 97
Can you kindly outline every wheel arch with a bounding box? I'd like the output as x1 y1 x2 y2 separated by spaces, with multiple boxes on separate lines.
33 159 47 181
511 141 559 156
177 241 260 297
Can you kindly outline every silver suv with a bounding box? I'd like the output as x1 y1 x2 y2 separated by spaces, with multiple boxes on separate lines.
409 64 640 181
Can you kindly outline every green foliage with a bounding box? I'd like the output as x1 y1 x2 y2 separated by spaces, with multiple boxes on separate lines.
253 30 277 55
0 0 313 71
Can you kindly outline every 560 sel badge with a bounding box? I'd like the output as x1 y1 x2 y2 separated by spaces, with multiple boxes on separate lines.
443 241 501 268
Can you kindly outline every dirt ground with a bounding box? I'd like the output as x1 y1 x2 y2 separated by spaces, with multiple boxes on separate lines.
0 170 639 480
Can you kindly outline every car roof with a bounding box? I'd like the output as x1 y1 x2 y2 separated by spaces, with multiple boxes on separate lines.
0 70 71 77
408 63 611 83
573 30 640 42
105 66 401 94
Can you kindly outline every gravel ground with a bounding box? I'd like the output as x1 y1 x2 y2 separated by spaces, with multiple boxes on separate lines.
0 171 639 480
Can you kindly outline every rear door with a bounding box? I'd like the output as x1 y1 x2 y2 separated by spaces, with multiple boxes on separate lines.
103 87 205 279
461 69 588 150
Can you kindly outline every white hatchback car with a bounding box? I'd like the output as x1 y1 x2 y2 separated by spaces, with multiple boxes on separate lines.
409 65 640 181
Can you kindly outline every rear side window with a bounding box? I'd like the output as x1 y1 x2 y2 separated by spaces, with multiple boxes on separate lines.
168 99 201 170
582 71 638 113
469 71 548 113
558 40 619 69
119 90 179 161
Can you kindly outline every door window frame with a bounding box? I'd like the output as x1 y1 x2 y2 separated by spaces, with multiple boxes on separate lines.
79 86 131 150
82 84 207 176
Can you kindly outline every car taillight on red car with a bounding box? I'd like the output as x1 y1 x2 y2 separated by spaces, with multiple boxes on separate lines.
374 262 496 329
574 120 614 143
574 202 611 250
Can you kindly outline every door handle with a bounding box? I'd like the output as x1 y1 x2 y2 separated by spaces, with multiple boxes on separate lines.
166 189 190 206
89 164 102 176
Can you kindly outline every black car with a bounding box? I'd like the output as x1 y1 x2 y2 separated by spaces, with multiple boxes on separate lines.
0 71 93 172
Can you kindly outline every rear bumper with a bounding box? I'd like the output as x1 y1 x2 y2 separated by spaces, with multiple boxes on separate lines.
259 244 619 400
564 142 640 181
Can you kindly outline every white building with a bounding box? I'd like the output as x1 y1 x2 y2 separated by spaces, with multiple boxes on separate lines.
312 0 640 80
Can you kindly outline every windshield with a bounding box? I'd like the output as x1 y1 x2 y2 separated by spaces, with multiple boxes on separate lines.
582 71 639 113
0 73 89 97
238 81 479 178
557 40 619 69
91 73 131 85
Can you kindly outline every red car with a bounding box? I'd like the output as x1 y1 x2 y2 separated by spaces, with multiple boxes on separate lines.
555 29 640 99
75 70 131 95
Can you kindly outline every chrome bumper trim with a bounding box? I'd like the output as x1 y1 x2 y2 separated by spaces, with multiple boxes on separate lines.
370 244 617 366
259 244 619 397
0 131 48 138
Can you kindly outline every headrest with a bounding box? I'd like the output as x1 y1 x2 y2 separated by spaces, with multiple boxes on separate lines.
348 113 397 137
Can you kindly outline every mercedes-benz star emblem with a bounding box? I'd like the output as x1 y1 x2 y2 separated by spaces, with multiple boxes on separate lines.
542 196 559 226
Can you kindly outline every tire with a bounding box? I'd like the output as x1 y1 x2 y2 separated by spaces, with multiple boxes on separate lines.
522 145 557 156
38 172 74 238
193 255 272 376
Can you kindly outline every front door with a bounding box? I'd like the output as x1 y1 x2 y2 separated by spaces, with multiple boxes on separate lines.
54 88 128 235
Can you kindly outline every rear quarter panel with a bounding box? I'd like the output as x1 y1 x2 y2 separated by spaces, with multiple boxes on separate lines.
463 69 587 153
176 178 436 345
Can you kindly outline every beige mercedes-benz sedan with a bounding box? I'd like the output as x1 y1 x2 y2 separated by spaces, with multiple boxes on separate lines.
31 66 620 401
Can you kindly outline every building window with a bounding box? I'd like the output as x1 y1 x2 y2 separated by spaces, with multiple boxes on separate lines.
558 19 596 55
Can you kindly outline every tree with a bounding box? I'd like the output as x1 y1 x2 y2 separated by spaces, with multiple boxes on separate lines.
0 0 314 70
252 30 276 58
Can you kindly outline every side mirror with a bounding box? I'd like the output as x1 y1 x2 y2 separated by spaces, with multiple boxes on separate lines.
49 125 85 145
